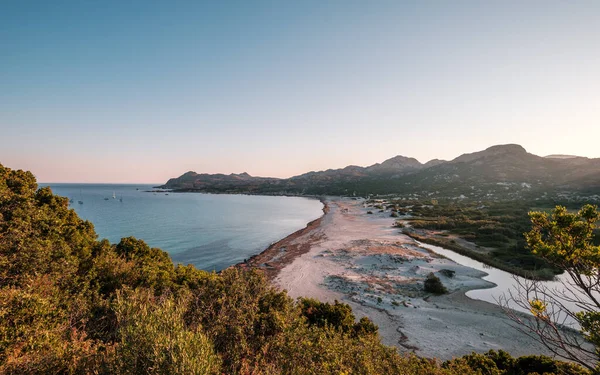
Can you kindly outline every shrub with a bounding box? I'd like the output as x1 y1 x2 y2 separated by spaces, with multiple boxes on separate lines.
300 298 374 335
109 289 221 374
424 273 448 294
438 269 456 278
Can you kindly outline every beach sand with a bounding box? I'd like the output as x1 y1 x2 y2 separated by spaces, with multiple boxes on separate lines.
246 197 555 360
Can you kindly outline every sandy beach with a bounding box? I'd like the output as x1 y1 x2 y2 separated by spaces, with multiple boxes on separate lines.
247 197 556 360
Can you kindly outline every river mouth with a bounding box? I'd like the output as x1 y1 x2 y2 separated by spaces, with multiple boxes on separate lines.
416 241 589 330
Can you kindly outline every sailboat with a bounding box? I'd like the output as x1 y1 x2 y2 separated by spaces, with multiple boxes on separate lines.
119 195 123 202
112 191 116 199
78 189 84 204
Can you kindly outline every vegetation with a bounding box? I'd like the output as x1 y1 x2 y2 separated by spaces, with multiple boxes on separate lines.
443 350 589 375
388 198 570 279
0 163 591 374
424 273 448 295
500 205 600 371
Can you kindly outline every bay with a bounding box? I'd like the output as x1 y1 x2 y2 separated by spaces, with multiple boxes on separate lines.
44 183 324 271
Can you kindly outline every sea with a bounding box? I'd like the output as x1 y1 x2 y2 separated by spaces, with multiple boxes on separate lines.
43 183 324 271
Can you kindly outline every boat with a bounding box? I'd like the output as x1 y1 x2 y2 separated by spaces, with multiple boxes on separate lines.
78 200 84 205
119 196 123 202
112 191 116 199
104 197 109 201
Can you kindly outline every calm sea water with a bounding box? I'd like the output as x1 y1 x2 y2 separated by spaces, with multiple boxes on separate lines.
43 184 323 271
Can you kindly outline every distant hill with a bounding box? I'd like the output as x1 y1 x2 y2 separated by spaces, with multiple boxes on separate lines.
161 171 279 192
160 144 600 200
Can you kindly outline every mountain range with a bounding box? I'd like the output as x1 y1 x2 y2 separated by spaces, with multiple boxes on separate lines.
159 144 600 200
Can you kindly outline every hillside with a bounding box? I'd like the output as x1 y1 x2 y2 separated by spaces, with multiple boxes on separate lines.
160 144 600 200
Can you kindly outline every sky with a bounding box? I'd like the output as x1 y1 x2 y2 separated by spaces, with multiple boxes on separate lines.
1 1 599 183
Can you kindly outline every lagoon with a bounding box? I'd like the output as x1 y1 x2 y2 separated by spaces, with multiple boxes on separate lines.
418 241 588 329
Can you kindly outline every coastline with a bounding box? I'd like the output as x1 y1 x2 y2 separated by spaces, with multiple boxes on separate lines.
237 198 329 280
246 197 560 360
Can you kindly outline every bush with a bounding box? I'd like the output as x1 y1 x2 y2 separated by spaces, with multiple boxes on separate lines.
443 350 590 375
438 269 456 278
424 273 448 294
110 289 221 374
299 298 378 337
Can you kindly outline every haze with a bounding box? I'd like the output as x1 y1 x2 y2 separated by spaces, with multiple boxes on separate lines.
1 1 599 183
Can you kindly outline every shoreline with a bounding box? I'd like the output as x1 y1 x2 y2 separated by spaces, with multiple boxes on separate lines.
237 198 330 280
151 187 327 200
247 197 561 360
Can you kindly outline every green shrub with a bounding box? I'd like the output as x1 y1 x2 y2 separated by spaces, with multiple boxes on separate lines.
110 289 221 374
299 298 378 338
444 350 590 375
424 273 448 294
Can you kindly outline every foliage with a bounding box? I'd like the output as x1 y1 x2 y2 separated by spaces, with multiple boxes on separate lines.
299 298 378 337
500 204 600 371
443 350 589 375
110 289 221 374
400 199 564 279
424 273 448 295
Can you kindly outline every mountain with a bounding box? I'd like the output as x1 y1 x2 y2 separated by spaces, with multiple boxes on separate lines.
160 144 600 199
365 155 423 175
451 144 528 164
161 171 280 191
423 159 446 168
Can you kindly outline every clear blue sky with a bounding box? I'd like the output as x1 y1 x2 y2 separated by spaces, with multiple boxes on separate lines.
2 1 599 183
